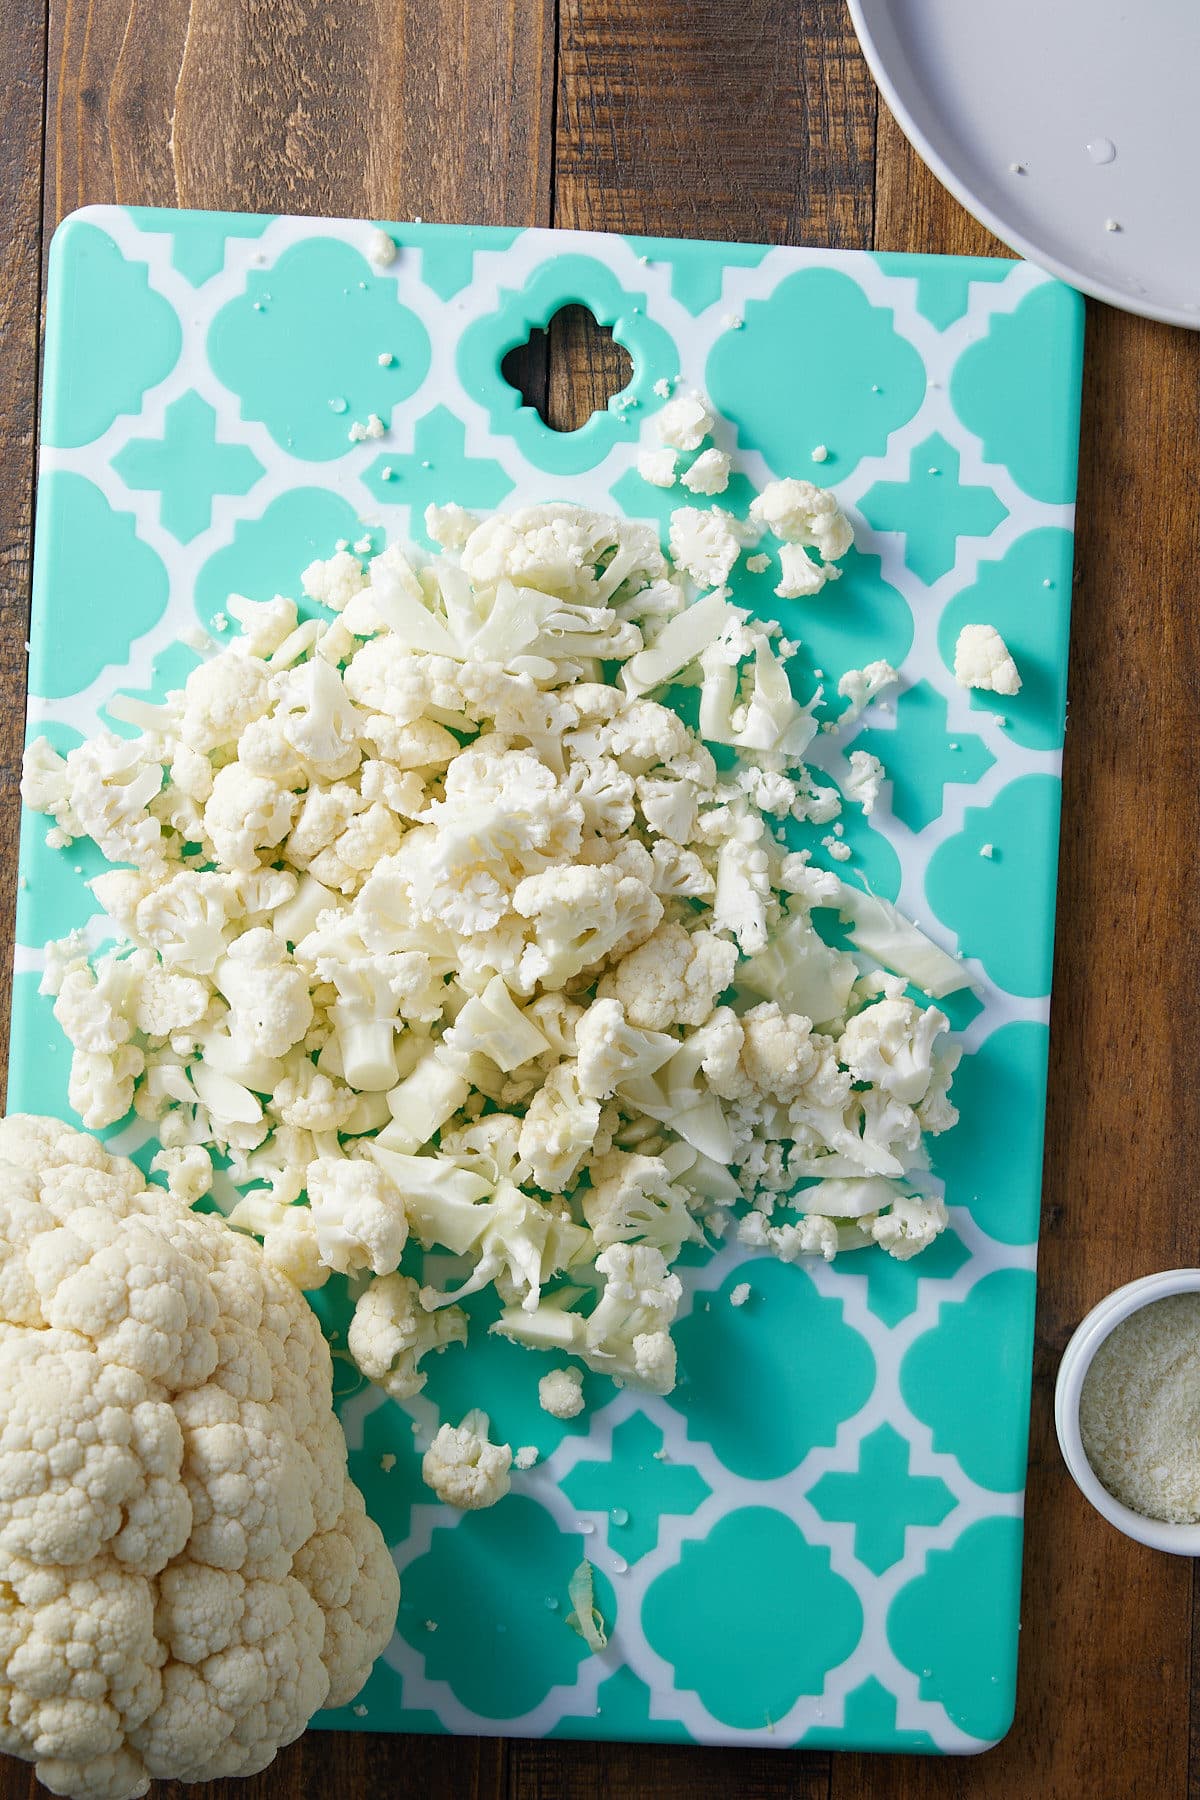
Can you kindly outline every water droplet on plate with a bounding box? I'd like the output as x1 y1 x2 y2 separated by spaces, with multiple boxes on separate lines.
1086 137 1117 164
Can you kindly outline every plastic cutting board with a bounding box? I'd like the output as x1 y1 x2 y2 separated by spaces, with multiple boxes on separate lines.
13 206 1085 1753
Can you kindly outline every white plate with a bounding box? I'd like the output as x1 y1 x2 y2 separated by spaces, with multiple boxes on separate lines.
848 0 1200 328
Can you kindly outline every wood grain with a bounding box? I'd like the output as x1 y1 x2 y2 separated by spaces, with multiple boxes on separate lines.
555 0 877 247
0 0 48 1108
5 2 1198 1798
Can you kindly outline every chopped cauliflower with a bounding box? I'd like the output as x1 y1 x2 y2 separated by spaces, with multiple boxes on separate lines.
20 451 964 1434
539 1365 585 1419
681 448 731 495
656 393 714 451
637 446 678 488
844 749 885 814
422 1409 512 1510
954 623 1022 695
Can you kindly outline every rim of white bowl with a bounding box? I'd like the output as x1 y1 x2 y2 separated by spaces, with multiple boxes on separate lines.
1055 1269 1200 1554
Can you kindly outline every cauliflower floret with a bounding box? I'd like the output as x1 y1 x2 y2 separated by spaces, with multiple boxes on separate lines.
203 766 297 872
871 1192 950 1260
421 1409 512 1510
306 1158 410 1277
513 865 662 994
749 478 854 563
179 651 272 754
574 997 676 1100
954 623 1022 695
518 1063 601 1191
582 1150 702 1261
656 393 715 452
225 593 300 657
213 928 314 1061
838 996 950 1105
844 749 885 814
348 1271 467 1401
837 658 899 725
737 1207 841 1262
598 922 737 1030
681 448 731 496
538 1365 585 1420
637 446 678 488
301 551 367 612
668 506 742 588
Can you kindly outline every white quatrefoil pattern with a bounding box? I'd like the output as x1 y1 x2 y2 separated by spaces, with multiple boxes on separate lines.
13 206 1084 1754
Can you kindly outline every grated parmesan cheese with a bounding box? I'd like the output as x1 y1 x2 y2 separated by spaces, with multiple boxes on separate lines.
1079 1293 1200 1524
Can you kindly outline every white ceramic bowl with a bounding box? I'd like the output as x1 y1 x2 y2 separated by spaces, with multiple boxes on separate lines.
1055 1269 1200 1554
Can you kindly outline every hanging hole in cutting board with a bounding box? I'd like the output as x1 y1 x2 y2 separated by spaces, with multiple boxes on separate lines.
500 306 634 433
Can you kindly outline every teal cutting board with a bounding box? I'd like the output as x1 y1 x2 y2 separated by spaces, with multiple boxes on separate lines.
14 206 1084 1753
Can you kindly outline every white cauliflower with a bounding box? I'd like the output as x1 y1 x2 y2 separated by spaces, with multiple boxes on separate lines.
655 393 715 451
598 922 736 1030
954 623 1022 695
681 448 731 495
0 1115 398 1800
538 1365 585 1419
421 1409 512 1510
347 1271 467 1401
20 465 966 1432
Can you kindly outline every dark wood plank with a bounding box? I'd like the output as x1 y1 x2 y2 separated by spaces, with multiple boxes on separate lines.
0 0 49 1115
828 100 1199 1800
149 1729 506 1800
508 1738 831 1800
555 0 876 248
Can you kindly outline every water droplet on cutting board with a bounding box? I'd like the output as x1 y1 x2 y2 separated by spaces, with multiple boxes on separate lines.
328 397 348 414
1086 137 1117 164
610 1506 630 1527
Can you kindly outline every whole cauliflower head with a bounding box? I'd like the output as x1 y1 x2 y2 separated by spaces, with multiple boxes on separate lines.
0 1115 400 1800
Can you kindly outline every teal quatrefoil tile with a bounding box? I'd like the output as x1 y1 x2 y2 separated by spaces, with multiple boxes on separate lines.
208 236 432 459
888 1516 1024 1742
671 1261 875 1479
706 267 926 480
642 1507 863 1730
23 207 1085 1755
400 1497 614 1719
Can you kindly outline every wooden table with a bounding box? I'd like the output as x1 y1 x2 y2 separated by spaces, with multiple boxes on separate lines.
1 3 1196 1797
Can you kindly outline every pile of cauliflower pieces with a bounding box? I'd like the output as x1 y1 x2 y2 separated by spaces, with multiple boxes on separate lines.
22 473 971 1429
0 1114 399 1800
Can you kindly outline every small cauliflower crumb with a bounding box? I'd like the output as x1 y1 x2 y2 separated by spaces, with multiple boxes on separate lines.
844 749 885 815
811 444 829 463
656 393 715 452
980 842 995 859
745 552 771 574
349 414 387 444
368 227 397 267
514 1445 539 1470
681 448 732 496
378 351 395 366
954 623 1022 695
539 1365 586 1419
730 1281 751 1307
822 833 852 862
380 1452 397 1472
652 376 673 399
637 446 678 488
